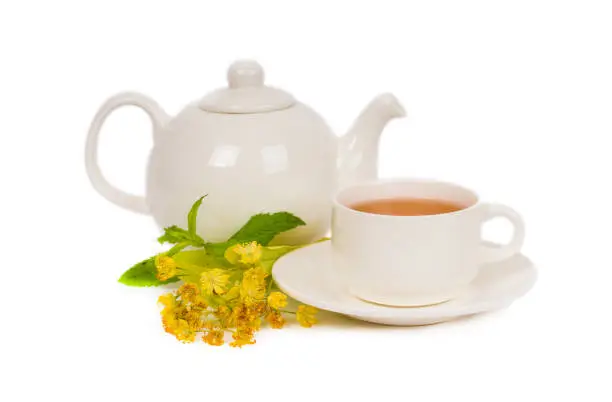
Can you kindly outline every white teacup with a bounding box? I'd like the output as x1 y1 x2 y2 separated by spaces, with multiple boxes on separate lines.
332 179 525 307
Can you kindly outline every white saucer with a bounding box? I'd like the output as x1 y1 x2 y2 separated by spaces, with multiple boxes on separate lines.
273 242 537 326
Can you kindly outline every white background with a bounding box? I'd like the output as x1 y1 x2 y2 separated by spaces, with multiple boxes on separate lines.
1 1 610 401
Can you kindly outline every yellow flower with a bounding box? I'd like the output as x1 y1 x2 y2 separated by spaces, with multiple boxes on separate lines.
250 301 267 317
296 305 318 328
184 310 203 331
267 291 287 310
161 317 175 338
192 295 208 310
158 288 206 343
265 311 285 329
161 310 196 343
240 267 268 304
203 329 225 346
177 283 199 303
158 288 205 342
173 319 196 343
249 317 262 332
229 304 254 328
214 305 231 326
200 268 230 295
158 293 176 310
155 255 177 281
229 328 256 348
227 303 260 331
225 241 263 266
223 286 241 305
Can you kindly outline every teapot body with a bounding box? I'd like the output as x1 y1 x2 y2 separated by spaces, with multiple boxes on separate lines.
147 102 337 243
85 60 404 244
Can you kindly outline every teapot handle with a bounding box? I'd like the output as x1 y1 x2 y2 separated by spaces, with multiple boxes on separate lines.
85 92 169 214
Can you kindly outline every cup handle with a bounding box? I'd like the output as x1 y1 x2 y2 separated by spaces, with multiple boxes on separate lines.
479 202 525 263
84 92 169 214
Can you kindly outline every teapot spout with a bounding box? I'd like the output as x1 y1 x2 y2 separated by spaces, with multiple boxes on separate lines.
338 93 405 188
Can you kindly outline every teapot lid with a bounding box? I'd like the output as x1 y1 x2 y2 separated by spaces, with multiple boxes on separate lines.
199 60 296 113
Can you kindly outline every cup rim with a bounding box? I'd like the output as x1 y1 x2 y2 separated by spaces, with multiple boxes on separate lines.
333 178 480 219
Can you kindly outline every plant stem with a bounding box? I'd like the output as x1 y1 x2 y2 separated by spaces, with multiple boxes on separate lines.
167 242 190 256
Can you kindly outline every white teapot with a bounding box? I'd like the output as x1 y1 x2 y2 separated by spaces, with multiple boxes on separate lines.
85 60 405 244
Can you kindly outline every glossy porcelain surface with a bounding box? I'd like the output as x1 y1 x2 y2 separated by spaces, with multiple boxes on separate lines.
85 60 405 243
332 179 525 306
148 102 337 243
273 241 537 326
198 59 296 113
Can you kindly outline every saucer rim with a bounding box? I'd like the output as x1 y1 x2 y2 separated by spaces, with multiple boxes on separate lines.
272 241 537 319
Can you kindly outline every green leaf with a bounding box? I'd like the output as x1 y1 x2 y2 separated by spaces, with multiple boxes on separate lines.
203 242 230 259
157 226 193 245
188 195 207 236
229 212 305 246
202 212 307 259
157 196 207 246
157 226 205 248
118 257 180 287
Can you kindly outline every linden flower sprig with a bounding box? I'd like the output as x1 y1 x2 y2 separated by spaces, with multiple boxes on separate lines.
118 196 323 347
157 241 318 346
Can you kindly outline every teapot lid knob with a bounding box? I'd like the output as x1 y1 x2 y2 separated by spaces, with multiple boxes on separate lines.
199 59 295 113
228 60 264 88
